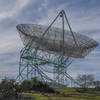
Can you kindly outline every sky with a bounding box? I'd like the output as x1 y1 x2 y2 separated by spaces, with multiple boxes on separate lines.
0 0 100 80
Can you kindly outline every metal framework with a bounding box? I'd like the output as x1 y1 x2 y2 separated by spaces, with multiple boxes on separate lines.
16 10 84 86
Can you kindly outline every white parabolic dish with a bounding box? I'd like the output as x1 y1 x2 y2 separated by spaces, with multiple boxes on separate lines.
16 24 99 58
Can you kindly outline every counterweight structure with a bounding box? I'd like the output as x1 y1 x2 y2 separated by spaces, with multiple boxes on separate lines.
16 10 98 86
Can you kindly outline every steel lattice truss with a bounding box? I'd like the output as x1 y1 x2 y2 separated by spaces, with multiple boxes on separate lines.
16 10 98 86
16 43 78 86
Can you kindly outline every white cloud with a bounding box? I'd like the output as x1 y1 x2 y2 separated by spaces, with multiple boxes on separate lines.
0 0 31 21
91 32 100 40
0 30 22 55
37 2 100 40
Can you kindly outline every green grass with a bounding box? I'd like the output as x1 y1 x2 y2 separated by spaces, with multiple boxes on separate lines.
20 87 100 100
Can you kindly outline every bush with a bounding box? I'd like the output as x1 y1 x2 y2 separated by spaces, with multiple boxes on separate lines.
21 80 33 91
76 88 88 93
31 77 55 93
0 78 18 98
95 87 100 91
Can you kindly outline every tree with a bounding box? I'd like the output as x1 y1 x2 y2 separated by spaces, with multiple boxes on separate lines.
0 78 17 98
76 74 94 88
21 80 33 91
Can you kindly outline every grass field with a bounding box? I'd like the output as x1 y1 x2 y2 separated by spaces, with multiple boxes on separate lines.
20 87 100 100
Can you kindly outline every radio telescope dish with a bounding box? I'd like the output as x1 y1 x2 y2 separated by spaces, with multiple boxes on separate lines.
16 10 99 86
17 24 98 58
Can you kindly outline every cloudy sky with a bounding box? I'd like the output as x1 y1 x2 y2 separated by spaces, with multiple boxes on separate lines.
0 0 100 80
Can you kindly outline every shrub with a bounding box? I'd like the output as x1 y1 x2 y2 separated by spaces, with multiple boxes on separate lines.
76 88 88 93
95 87 100 91
21 80 33 91
0 78 18 98
31 77 55 93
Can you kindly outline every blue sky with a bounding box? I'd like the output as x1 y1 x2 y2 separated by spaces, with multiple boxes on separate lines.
0 0 100 80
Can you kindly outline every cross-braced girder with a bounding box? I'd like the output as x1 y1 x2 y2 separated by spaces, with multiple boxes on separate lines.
16 10 80 86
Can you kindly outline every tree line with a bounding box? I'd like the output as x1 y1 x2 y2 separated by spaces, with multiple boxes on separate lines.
76 74 100 89
0 74 99 98
0 77 56 99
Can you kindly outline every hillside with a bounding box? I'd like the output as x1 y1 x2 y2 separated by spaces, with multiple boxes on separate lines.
20 87 100 100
